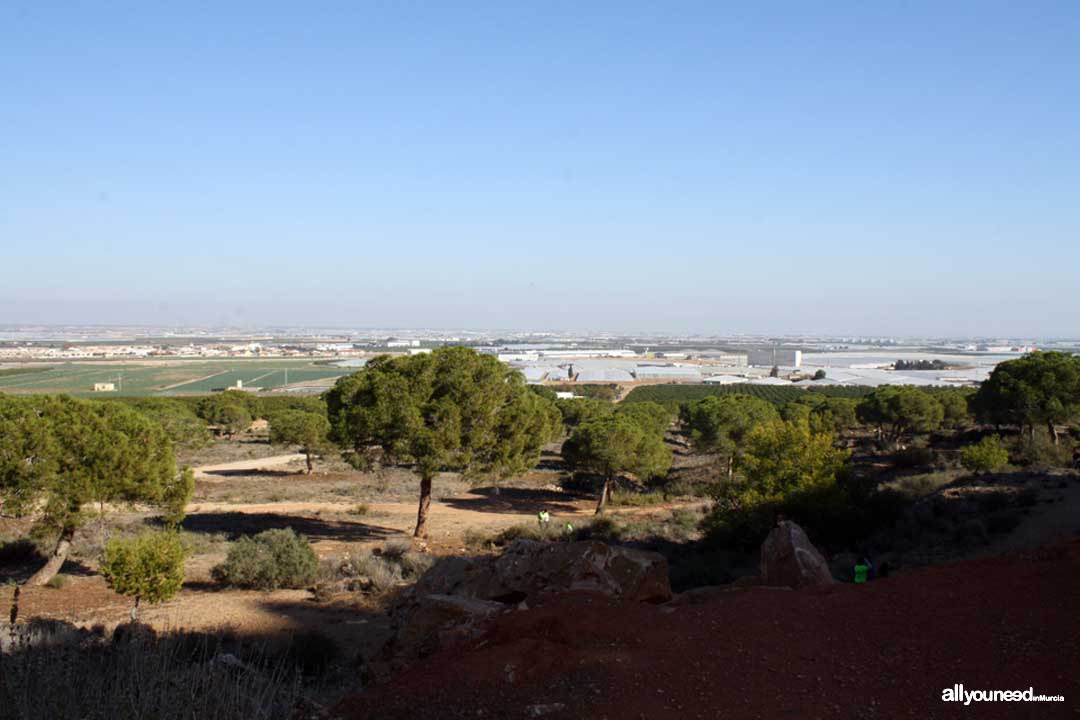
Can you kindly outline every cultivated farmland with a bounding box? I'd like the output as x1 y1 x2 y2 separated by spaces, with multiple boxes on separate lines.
0 360 353 397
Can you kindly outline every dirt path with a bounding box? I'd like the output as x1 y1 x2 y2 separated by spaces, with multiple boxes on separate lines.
192 453 307 479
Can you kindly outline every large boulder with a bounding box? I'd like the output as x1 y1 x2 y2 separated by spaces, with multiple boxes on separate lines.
759 521 835 589
368 540 672 681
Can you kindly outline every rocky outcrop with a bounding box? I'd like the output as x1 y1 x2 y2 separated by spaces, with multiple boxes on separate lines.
759 521 835 589
415 540 672 605
367 540 672 682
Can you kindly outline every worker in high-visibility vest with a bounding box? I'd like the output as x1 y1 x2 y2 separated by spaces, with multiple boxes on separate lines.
854 562 869 584
854 556 875 583
537 510 551 527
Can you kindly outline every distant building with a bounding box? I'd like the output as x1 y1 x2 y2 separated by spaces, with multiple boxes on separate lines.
748 348 802 368
92 382 116 392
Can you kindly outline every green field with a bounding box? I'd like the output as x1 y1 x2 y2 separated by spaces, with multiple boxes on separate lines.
0 360 355 397
621 383 873 407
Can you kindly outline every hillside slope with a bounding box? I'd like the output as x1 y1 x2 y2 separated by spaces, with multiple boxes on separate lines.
340 540 1079 719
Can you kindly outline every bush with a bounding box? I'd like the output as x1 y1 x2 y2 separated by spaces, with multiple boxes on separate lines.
609 490 668 507
212 528 318 590
892 446 935 470
960 436 1009 474
101 531 187 614
317 541 433 595
1011 434 1074 469
46 574 70 589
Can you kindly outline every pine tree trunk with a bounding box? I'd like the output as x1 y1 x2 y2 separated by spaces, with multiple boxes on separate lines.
414 472 433 538
25 525 76 587
305 451 314 474
595 474 612 515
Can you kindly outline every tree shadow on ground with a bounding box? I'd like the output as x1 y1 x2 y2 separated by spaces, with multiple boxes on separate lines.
256 596 394 664
201 468 299 478
181 512 401 543
441 486 585 515
0 540 98 584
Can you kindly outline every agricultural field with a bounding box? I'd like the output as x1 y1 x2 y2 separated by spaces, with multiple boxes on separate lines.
0 360 354 397
621 382 872 407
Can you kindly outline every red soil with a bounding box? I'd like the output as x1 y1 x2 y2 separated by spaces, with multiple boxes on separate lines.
339 540 1080 719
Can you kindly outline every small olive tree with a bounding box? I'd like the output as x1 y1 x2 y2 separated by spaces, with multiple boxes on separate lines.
100 531 187 621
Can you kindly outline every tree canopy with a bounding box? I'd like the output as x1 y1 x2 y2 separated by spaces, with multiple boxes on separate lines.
971 351 1080 444
195 391 256 438
857 386 944 446
0 395 188 586
269 409 332 473
614 401 673 438
679 394 780 478
555 397 614 429
100 531 187 620
324 347 561 536
562 412 672 513
737 421 849 502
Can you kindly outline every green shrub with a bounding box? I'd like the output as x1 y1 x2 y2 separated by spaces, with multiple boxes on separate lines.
960 436 1009 474
211 528 318 590
573 516 623 543
609 490 668 507
45 574 70 589
1011 434 1074 469
101 531 187 617
463 528 494 550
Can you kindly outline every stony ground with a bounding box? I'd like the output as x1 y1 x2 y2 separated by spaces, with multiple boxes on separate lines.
338 539 1080 720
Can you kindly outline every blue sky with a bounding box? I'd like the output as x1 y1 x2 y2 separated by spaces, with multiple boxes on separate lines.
2 1 1078 336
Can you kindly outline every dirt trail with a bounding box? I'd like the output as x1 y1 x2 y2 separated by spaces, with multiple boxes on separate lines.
192 453 307 479
183 491 697 554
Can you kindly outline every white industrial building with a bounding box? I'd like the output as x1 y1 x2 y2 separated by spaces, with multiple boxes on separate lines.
748 348 802 368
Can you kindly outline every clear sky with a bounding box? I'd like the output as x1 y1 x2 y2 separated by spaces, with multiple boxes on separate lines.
3 1 1078 336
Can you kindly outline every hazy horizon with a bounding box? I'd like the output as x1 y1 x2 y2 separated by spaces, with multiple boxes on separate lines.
5 2 1078 337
